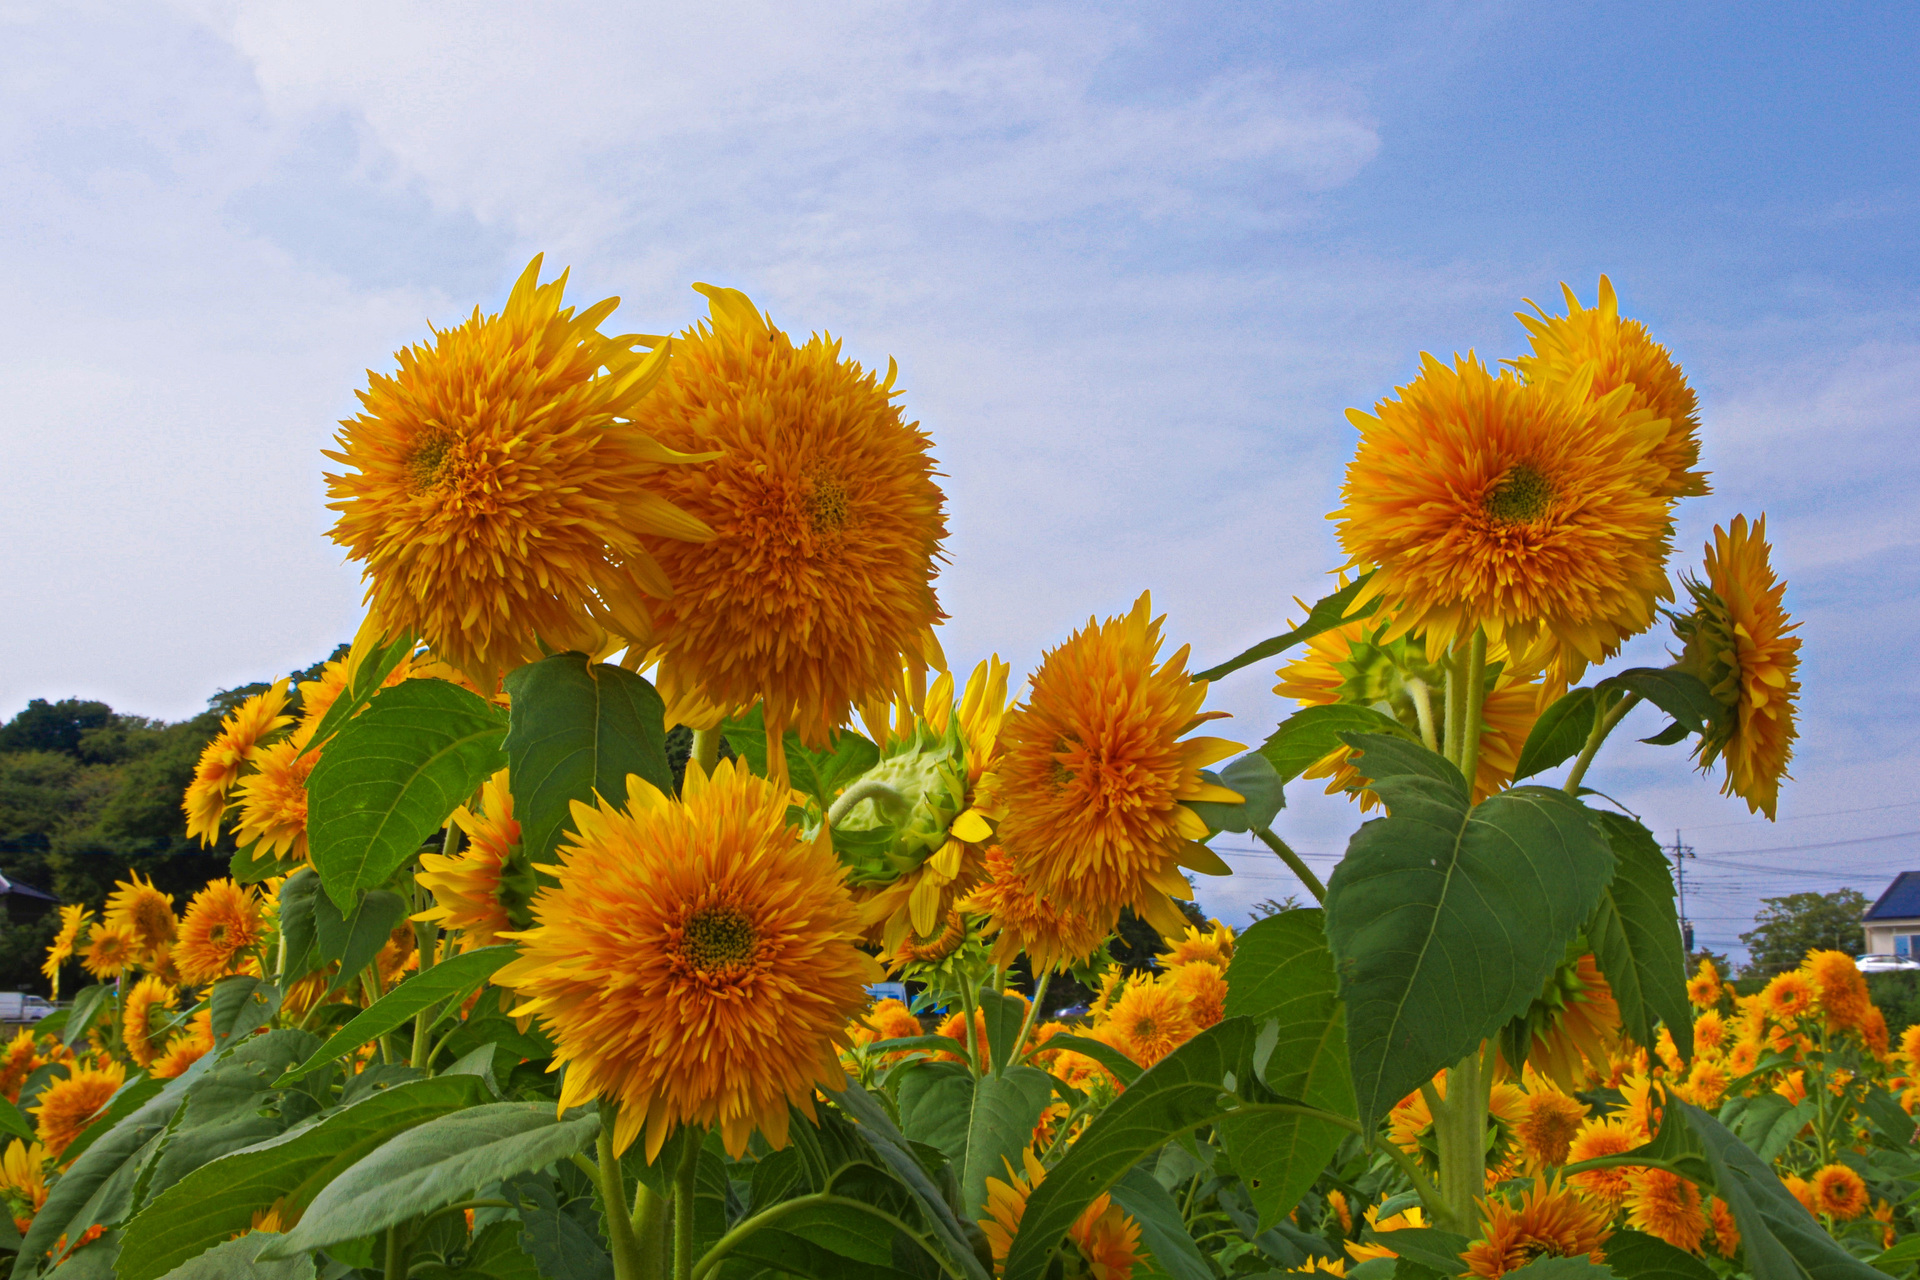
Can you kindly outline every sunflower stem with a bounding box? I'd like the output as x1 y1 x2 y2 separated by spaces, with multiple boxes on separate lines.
1007 971 1051 1072
1562 692 1642 795
1456 630 1488 792
673 1129 701 1280
1408 677 1439 753
599 1124 649 1280
383 1219 410 1280
634 1181 670 1278
955 982 984 1077
1431 1046 1488 1235
1253 827 1325 904
825 779 912 829
1443 649 1465 766
690 728 721 778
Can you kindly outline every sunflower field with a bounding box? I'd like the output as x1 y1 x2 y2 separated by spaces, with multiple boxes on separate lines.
0 261 1901 1280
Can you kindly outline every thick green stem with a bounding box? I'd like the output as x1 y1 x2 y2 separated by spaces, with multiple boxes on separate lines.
673 1130 701 1280
825 778 912 829
1443 648 1466 764
634 1182 671 1277
600 1124 649 1280
1408 678 1439 752
955 982 984 1077
690 1193 962 1280
690 729 721 777
383 1220 409 1280
1562 692 1643 794
1456 631 1488 789
1005 971 1051 1073
1254 827 1325 904
1431 1048 1488 1235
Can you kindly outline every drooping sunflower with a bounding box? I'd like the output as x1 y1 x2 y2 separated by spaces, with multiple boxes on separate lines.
1670 515 1801 819
1626 1168 1708 1252
40 905 91 997
1334 353 1677 679
1709 1198 1741 1259
962 845 1111 975
121 976 179 1069
81 926 136 981
1508 277 1709 500
416 769 529 951
0 1139 47 1216
494 760 881 1159
978 1147 1143 1280
1462 1178 1612 1279
1500 953 1621 1089
1101 976 1197 1068
183 680 294 844
325 256 715 690
989 592 1241 939
1164 921 1235 968
175 880 265 986
103 871 176 956
32 1061 125 1157
229 736 320 864
1811 1164 1868 1220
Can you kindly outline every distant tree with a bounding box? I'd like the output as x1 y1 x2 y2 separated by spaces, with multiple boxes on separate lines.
0 698 115 758
1250 895 1303 919
1739 889 1870 977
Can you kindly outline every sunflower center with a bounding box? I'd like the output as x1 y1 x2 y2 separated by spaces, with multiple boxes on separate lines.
680 906 757 972
408 435 457 494
807 474 850 532
207 924 228 946
1483 463 1554 523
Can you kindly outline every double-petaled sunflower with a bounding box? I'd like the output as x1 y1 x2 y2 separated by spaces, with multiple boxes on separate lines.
122 976 179 1068
1463 1178 1612 1279
416 769 529 951
631 286 948 776
326 256 715 690
230 734 320 864
1334 353 1676 680
40 905 91 997
1626 1169 1708 1252
1670 515 1800 819
32 1061 125 1157
175 880 264 986
103 872 176 956
81 926 135 981
962 846 1110 974
184 681 294 845
989 592 1241 940
1101 976 1197 1068
495 760 880 1159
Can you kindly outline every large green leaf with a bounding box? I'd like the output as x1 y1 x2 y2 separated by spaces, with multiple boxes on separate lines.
1031 1035 1140 1085
1683 1102 1882 1280
1003 1021 1255 1280
1595 669 1722 735
1261 705 1421 787
503 1170 613 1280
1605 1228 1716 1280
307 679 508 909
1501 1260 1617 1280
313 889 409 995
55 1073 162 1166
1586 812 1690 1060
960 1067 1055 1219
724 1228 917 1280
1324 733 1616 1131
263 1103 601 1257
1190 752 1286 835
1511 688 1598 783
62 984 114 1051
1217 908 1354 1230
0 1094 32 1142
831 1079 994 1280
119 1075 491 1280
1193 573 1378 683
277 870 324 982
978 991 1030 1074
275 946 518 1085
303 629 418 751
206 976 279 1049
147 1231 315 1280
1107 1164 1212 1280
503 653 673 866
895 1060 974 1159
719 705 879 809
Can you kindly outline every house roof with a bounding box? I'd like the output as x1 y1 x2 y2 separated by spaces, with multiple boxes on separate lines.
0 873 57 904
1865 871 1920 921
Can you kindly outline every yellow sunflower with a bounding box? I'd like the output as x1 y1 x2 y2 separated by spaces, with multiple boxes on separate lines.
175 880 264 986
416 769 526 951
1626 1168 1707 1253
0 1031 41 1104
1686 957 1721 1008
1671 515 1801 819
183 680 294 845
103 872 176 955
989 592 1241 940
230 736 320 863
494 759 881 1159
151 1010 214 1080
0 1140 47 1216
962 846 1111 975
325 256 714 690
81 926 136 981
978 1147 1144 1280
1463 1177 1612 1279
1762 969 1816 1022
1565 1117 1642 1210
32 1061 125 1158
41 905 91 997
631 285 948 771
121 976 179 1068
1164 921 1235 968
1804 950 1870 1031
1100 975 1197 1068
1333 353 1676 679
1513 1084 1589 1169
1166 959 1229 1030
1508 276 1709 499
1811 1164 1868 1220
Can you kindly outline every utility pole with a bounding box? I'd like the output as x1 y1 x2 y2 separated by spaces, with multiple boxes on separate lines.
1671 830 1697 955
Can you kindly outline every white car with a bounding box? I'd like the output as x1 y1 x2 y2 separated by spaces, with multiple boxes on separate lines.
1856 953 1920 974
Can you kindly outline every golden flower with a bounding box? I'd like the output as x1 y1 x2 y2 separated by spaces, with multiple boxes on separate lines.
1566 1117 1642 1210
1862 1007 1891 1058
962 845 1110 975
1462 1178 1612 1279
1872 1199 1895 1250
151 1010 214 1080
990 592 1240 939
1165 921 1235 968
1686 959 1721 1009
1504 954 1621 1090
978 1147 1142 1280
1763 970 1816 1022
325 256 714 690
1726 1038 1762 1077
1299 1257 1348 1276
122 976 179 1068
1692 1011 1725 1054
1784 1175 1816 1216
81 926 136 981
1102 977 1196 1068
1389 1081 1438 1157
103 871 176 955
1345 1206 1428 1263
1775 1070 1808 1107
41 905 91 996
1328 1188 1353 1235
0 1032 40 1104
1670 516 1801 819
495 760 881 1159
1810 1165 1868 1220
32 1061 125 1157
1709 1197 1740 1258
633 285 947 767
1804 950 1870 1031
376 923 418 988
1682 1057 1728 1109
416 769 525 951
1514 1086 1590 1169
1167 960 1229 1031
1508 277 1708 500
1625 1168 1708 1253
862 999 923 1045
1334 352 1676 679
184 680 294 844
230 736 320 864
175 880 265 986
0 1140 47 1214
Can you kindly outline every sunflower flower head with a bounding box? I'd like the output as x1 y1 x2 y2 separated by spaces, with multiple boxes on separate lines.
494 759 882 1159
183 681 294 844
1686 958 1722 1009
151 1010 215 1080
230 736 320 864
1811 1164 1868 1220
1166 959 1229 1031
32 1061 125 1158
121 976 179 1068
1626 1168 1708 1253
962 845 1111 975
1499 953 1621 1089
633 285 948 769
1100 975 1197 1068
1462 1177 1612 1279
1566 1117 1643 1210
103 871 176 957
81 926 136 981
978 1147 1143 1280
41 905 92 996
326 256 715 690
1165 921 1235 969
175 880 265 986
1514 1083 1589 1169
416 769 533 950
1762 969 1816 1023
0 1139 47 1216
1804 950 1871 1032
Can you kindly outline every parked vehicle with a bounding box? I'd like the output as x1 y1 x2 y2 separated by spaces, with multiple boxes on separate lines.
1856 953 1920 973
0 993 54 1022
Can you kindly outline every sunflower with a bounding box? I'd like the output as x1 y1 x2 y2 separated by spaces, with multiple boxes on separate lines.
416 769 528 951
1762 970 1815 1022
1775 1070 1808 1107
1804 950 1870 1031
151 1010 214 1081
1691 1011 1725 1055
1872 1199 1896 1250
1626 1169 1708 1253
1345 1206 1429 1263
81 926 136 981
861 999 924 1045
230 736 320 863
631 284 947 767
1501 953 1621 1089
1670 516 1801 819
1862 1007 1891 1057
978 1147 1143 1280
0 1032 40 1103
1686 958 1721 1009
122 976 179 1068
1333 353 1676 679
174 880 264 986
1811 1165 1868 1220
376 923 418 987
1508 277 1708 500
1102 977 1197 1068
1462 1178 1612 1279
1725 1038 1762 1076
0 1140 47 1216
962 845 1111 975
989 593 1240 939
1784 1175 1817 1216
1514 1086 1589 1168
32 1061 125 1157
1682 1057 1728 1109
103 871 176 956
1566 1117 1642 1209
494 760 880 1159
1164 921 1235 969
1709 1197 1741 1259
325 256 714 690
183 680 294 844
40 905 91 997
1167 960 1229 1031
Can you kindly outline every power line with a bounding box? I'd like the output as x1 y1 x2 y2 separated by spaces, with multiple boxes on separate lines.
1674 799 1920 832
1691 829 1920 858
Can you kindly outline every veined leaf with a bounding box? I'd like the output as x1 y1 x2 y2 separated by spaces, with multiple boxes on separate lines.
0 1094 32 1142
1605 1228 1716 1280
61 984 113 1051
276 870 324 982
307 679 507 910
1595 668 1722 736
960 1067 1054 1219
1586 812 1690 1061
207 976 279 1049
1325 733 1615 1131
147 1231 316 1279
1028 1034 1140 1085
1260 705 1420 788
720 705 880 808
303 628 418 752
1511 688 1598 783
503 1169 612 1280
1193 573 1378 683
275 946 518 1085
978 991 1030 1074
831 1079 994 1280
313 889 409 996
1190 752 1285 836
503 653 673 866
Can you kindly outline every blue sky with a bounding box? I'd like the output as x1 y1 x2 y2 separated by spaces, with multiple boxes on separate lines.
3 1 1916 960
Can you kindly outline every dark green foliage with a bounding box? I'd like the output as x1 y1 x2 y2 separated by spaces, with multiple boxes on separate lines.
1740 889 1870 976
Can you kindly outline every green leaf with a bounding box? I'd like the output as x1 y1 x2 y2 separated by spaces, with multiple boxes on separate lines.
1107 1164 1213 1280
144 1231 315 1280
895 1060 974 1159
304 629 419 751
724 1228 917 1280
61 984 113 1050
275 946 518 1085
229 841 300 885
978 992 1030 1075
1595 669 1722 736
1373 1228 1472 1274
307 679 508 909
830 1079 994 1280
1512 688 1597 783
503 1171 613 1280
1004 1021 1256 1280
1727 1093 1817 1166
719 705 880 808
207 976 280 1049
1604 1228 1716 1280
0 1094 32 1142
959 1067 1055 1219
1682 1101 1884 1280
1190 752 1286 835
1586 812 1691 1062
1218 908 1354 1230
277 869 324 981
118 1075 492 1280
1325 733 1616 1131
456 1219 543 1280
1861 1087 1916 1148
1874 1235 1920 1273
1260 706 1420 787
503 653 673 866
1193 573 1379 683
313 889 409 995
262 1103 601 1257
1501 1260 1618 1280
